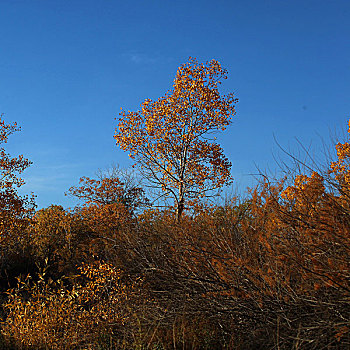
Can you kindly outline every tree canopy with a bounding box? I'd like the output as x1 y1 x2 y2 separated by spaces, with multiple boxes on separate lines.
114 58 238 221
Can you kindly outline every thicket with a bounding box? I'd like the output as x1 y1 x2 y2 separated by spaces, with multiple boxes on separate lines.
0 59 349 348
0 120 348 349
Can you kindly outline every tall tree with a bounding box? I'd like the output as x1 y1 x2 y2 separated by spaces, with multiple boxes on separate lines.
114 58 237 221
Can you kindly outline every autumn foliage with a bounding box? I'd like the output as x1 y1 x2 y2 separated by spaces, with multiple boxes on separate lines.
0 115 35 289
0 116 35 246
2 262 140 349
0 62 349 349
115 58 237 221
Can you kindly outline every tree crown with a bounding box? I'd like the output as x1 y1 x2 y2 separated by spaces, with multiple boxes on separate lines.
114 58 237 220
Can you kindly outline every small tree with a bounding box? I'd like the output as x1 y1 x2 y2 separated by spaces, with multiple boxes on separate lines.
67 166 148 212
114 58 237 221
0 115 35 245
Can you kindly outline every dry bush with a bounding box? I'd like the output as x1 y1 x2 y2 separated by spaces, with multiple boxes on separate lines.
2 121 350 349
108 157 350 348
1 262 141 349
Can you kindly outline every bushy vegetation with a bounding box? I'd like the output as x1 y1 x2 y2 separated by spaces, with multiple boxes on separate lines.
0 60 349 348
0 122 348 349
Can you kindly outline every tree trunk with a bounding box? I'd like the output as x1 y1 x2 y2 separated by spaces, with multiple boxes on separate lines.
176 198 184 223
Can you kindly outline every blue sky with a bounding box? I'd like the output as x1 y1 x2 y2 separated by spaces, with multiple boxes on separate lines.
1 0 349 208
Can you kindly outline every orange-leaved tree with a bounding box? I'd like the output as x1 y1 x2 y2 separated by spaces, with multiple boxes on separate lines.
114 58 237 222
68 174 148 212
67 172 148 260
0 115 35 247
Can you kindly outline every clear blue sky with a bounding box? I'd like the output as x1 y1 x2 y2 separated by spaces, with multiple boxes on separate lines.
1 0 349 208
